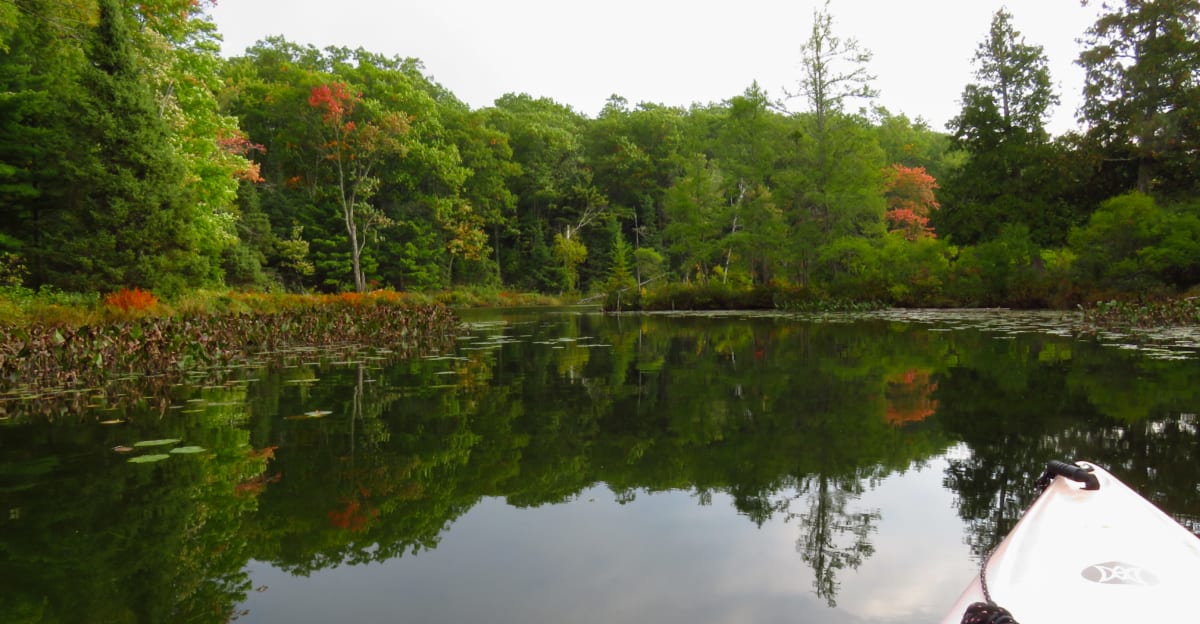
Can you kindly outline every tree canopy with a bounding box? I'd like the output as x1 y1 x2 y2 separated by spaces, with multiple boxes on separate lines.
0 0 1194 305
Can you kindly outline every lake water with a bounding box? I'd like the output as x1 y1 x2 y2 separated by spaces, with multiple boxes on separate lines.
2 308 1199 623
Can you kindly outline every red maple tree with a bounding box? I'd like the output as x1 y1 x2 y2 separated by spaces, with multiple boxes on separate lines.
883 164 940 240
306 82 410 292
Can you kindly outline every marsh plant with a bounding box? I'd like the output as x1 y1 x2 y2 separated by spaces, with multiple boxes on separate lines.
1081 298 1200 328
0 294 458 421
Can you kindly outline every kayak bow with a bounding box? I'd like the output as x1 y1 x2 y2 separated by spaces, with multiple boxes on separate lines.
941 460 1200 624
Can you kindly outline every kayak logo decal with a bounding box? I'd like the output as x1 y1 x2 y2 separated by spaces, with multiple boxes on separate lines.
1081 561 1159 586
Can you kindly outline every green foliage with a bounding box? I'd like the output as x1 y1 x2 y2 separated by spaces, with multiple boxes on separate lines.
640 282 778 310
584 96 685 253
551 232 587 292
869 107 954 180
222 41 482 294
663 154 725 283
0 0 245 296
633 247 665 287
815 236 886 300
600 226 637 309
878 234 954 306
0 250 27 287
1069 193 1200 296
946 225 1057 306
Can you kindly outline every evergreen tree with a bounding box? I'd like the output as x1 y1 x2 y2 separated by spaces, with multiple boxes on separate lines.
1078 0 1200 196
939 9 1072 246
49 0 210 293
0 0 87 286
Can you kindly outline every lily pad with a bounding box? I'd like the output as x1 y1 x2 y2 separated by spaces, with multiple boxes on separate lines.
128 454 170 464
112 445 134 453
133 438 182 448
169 446 206 454
304 410 332 418
98 419 124 425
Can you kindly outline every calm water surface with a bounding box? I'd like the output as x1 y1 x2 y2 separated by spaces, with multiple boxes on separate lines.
2 309 1199 623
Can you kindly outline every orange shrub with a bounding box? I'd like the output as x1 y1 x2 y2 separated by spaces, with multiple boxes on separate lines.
104 287 158 313
340 292 364 305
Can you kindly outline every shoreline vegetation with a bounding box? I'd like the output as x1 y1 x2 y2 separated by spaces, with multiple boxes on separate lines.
1078 297 1200 329
3 4 1198 327
0 289 465 421
2 285 1195 417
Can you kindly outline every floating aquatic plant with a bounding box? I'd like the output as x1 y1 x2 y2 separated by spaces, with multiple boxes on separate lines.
127 454 170 463
133 438 182 448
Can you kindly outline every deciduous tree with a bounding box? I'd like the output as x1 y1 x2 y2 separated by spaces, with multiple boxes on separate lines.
307 81 411 292
779 2 885 284
883 165 940 240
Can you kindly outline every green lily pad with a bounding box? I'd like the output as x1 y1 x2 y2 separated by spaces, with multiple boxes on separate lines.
169 446 206 454
133 438 182 448
128 454 170 463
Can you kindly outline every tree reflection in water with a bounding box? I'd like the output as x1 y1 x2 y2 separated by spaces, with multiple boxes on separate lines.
3 310 1200 622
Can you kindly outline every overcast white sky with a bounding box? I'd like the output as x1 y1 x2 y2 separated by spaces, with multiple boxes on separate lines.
207 0 1103 136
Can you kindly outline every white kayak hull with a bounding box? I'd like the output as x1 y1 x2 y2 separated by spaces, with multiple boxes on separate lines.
940 461 1200 624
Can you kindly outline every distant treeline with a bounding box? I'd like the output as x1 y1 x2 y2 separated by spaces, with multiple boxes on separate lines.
1 0 1197 307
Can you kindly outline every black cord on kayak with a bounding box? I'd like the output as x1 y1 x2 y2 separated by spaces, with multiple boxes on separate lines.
961 602 1019 624
961 542 1020 624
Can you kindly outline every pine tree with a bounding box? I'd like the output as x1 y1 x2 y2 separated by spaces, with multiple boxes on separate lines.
49 0 209 293
1078 0 1200 195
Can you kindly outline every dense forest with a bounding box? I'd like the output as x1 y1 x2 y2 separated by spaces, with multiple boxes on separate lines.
1 0 1198 307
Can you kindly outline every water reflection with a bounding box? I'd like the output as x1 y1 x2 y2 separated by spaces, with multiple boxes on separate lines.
2 310 1199 622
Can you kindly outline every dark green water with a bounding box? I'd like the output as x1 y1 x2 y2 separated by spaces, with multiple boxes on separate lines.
2 309 1199 623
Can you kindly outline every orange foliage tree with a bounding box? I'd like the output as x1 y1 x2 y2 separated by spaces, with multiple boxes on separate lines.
883 164 940 240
